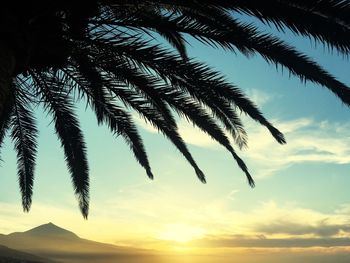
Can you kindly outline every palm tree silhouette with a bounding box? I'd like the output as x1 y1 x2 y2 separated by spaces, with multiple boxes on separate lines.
1 1 349 218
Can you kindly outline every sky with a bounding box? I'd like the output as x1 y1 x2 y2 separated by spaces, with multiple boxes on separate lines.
1 17 350 262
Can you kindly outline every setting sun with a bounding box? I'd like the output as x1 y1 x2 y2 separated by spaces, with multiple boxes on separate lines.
158 224 205 243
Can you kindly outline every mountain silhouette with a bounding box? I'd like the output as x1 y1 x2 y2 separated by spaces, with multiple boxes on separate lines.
0 223 156 263
0 244 54 262
9 223 78 239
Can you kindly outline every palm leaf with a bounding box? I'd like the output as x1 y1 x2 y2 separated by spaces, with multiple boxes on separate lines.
1 1 350 217
10 88 37 211
30 70 90 218
60 65 154 180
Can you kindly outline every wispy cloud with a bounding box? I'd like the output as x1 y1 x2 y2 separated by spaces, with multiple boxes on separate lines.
192 236 350 248
255 221 350 237
245 88 275 107
236 117 350 177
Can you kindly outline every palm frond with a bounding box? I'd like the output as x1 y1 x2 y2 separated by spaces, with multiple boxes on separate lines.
108 86 206 183
2 0 350 217
10 87 37 211
89 37 285 144
30 70 90 218
60 66 154 179
157 89 254 186
230 0 350 54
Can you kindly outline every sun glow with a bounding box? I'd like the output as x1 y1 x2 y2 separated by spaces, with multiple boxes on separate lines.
157 224 205 243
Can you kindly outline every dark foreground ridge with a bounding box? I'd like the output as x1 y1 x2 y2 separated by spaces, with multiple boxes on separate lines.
0 244 53 262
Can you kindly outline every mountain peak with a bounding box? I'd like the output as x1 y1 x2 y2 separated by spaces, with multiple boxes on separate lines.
41 222 57 228
23 223 79 239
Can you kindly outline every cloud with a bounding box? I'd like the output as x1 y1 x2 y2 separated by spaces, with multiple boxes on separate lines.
245 88 274 107
191 235 350 248
255 221 350 237
240 118 350 177
241 201 350 237
103 188 350 248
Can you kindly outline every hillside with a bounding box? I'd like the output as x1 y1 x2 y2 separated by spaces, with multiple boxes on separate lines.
0 245 53 262
0 223 155 263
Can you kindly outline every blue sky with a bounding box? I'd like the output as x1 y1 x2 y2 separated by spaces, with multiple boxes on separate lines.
1 18 350 260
